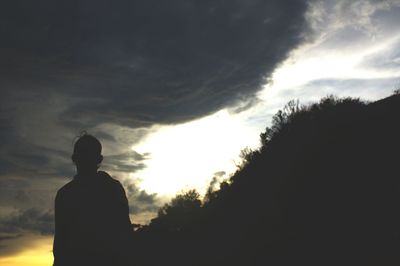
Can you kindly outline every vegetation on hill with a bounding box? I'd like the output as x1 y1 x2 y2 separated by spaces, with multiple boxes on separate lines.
131 93 400 266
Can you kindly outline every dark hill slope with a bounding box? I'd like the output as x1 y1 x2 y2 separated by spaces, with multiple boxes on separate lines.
134 94 400 266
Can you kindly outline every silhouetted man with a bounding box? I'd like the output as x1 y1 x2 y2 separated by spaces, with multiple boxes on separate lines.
53 134 132 266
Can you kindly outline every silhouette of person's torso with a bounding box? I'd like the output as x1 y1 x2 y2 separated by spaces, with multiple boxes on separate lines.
53 171 132 266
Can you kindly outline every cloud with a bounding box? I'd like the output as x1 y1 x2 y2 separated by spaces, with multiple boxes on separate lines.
278 77 400 102
1 0 309 127
102 150 150 173
124 181 161 216
0 208 54 236
0 0 311 229
0 138 74 179
361 38 400 72
306 0 400 51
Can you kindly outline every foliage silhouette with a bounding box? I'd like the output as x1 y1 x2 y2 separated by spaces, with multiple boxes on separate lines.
130 93 400 266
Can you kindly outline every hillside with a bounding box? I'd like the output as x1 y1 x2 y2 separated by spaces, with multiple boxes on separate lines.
132 93 400 266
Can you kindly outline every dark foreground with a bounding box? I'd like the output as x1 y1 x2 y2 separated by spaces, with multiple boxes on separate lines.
131 93 400 266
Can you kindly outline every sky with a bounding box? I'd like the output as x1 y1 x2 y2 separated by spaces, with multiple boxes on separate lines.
1 0 400 265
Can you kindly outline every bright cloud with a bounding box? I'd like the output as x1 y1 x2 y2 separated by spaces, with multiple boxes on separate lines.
133 109 261 196
129 0 400 202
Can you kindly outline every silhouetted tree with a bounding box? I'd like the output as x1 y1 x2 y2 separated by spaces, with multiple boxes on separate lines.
132 93 400 266
154 189 201 232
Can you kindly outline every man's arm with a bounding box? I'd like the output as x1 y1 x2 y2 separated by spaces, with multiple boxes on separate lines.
99 171 133 234
113 180 134 265
53 190 69 266
115 181 134 237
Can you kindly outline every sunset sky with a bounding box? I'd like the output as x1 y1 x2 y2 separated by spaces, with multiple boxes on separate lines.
1 0 400 265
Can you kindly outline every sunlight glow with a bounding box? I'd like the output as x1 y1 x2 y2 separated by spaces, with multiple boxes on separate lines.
132 109 260 196
129 34 400 200
0 236 53 266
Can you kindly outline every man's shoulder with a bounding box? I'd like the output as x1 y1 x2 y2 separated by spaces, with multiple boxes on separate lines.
56 172 124 199
55 179 77 202
98 171 127 198
98 171 123 187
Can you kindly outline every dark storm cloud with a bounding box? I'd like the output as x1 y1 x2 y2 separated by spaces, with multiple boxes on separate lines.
0 0 310 246
0 0 310 188
125 182 161 215
102 150 149 173
0 208 54 235
0 136 74 179
1 0 309 127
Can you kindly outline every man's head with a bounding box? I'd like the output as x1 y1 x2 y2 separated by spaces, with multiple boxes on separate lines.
72 133 103 172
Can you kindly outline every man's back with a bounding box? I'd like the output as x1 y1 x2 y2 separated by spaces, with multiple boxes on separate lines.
53 171 132 266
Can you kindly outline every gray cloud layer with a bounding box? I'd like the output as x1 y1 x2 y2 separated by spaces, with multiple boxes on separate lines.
0 0 310 253
0 208 54 236
1 0 309 127
0 0 310 181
